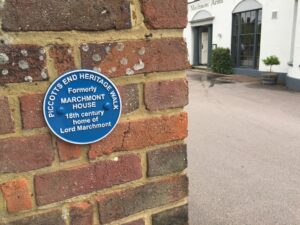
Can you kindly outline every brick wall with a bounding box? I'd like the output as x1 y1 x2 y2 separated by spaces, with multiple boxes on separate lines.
0 0 189 224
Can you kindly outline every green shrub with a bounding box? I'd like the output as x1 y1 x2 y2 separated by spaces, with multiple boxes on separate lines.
262 55 280 72
211 48 233 74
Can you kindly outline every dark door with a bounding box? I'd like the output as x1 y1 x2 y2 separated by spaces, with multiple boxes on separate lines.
193 25 213 67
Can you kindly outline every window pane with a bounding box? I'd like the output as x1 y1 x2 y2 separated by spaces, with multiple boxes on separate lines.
256 34 261 46
241 23 254 34
256 58 260 68
240 11 256 34
241 13 246 24
241 45 254 58
258 10 262 23
232 15 238 35
251 11 256 23
246 12 251 24
245 45 254 56
241 57 254 67
256 46 260 59
240 34 255 45
258 10 262 33
257 22 261 33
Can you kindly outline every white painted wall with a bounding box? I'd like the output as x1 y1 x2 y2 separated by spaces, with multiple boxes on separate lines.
184 0 296 74
288 1 300 79
259 1 294 73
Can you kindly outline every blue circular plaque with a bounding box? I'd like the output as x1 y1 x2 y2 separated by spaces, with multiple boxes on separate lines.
43 69 122 145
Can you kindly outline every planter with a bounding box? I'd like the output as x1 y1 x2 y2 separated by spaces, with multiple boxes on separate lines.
261 72 278 85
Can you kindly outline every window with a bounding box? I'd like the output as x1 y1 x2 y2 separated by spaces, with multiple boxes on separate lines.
231 9 262 69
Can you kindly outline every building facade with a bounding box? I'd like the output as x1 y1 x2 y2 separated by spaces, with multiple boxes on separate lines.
184 0 300 91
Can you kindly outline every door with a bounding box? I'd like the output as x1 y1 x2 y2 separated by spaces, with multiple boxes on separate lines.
193 25 212 67
200 32 209 65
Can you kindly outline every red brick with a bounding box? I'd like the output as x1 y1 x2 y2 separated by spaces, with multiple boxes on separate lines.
95 155 142 189
35 154 142 205
0 134 54 173
147 144 187 177
97 175 188 224
3 210 66 225
0 45 48 84
121 113 188 150
80 38 189 78
0 96 15 134
1 179 32 213
57 139 81 162
144 79 189 111
19 93 45 129
140 0 188 29
122 219 145 225
49 45 76 75
89 113 188 159
70 202 93 225
2 0 131 32
152 205 188 225
118 84 140 114
35 164 96 206
89 122 129 159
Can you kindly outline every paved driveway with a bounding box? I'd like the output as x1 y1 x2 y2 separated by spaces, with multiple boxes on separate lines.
187 70 300 225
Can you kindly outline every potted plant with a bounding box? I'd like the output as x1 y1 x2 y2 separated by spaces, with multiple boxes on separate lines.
262 55 280 85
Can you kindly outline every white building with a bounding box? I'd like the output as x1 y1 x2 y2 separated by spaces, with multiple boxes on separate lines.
184 0 300 91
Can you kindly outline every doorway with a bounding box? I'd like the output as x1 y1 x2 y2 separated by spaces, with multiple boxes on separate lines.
193 25 213 67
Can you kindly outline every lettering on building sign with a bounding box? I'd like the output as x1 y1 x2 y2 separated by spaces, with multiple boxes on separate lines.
190 0 224 10
43 70 122 145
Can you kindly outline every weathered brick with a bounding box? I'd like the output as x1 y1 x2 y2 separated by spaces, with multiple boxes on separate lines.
97 175 188 224
19 93 45 129
1 179 32 213
49 45 76 75
0 45 47 84
95 155 142 190
88 122 129 159
89 113 188 159
4 210 66 225
122 219 145 225
57 139 81 162
118 84 139 114
140 0 188 29
152 205 188 225
0 134 54 173
147 144 187 177
0 96 14 134
2 0 131 32
35 164 96 206
35 155 142 205
144 79 189 111
80 38 189 78
70 201 93 225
